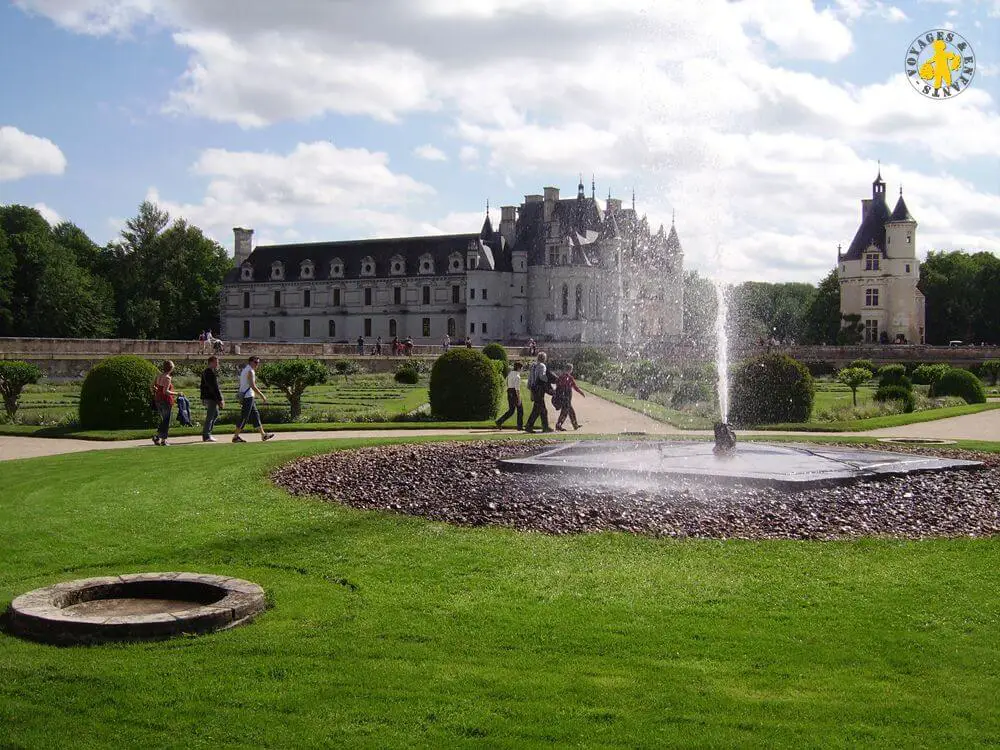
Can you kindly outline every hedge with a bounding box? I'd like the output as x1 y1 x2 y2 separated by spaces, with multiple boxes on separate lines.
79 355 160 429
930 368 987 404
429 349 503 420
730 353 815 425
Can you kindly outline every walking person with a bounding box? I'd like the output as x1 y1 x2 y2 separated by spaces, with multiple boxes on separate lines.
495 361 524 430
151 360 181 446
199 355 225 442
554 363 586 431
524 352 554 433
356 335 365 355
232 356 275 443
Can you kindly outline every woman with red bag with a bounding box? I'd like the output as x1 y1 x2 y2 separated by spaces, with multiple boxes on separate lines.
152 360 182 446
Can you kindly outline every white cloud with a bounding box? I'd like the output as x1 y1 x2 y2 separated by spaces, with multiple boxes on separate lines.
458 145 479 164
413 144 448 161
0 126 67 181
32 202 62 225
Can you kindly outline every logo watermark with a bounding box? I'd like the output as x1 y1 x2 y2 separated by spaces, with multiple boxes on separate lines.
905 29 975 99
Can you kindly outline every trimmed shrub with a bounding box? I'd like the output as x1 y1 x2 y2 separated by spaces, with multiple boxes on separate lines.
0 360 42 419
848 359 875 376
912 363 950 386
930 368 987 404
877 364 910 390
874 384 916 413
257 359 328 419
836 367 872 406
671 379 712 408
429 349 503 420
79 355 160 430
394 362 420 384
481 342 508 362
730 353 815 425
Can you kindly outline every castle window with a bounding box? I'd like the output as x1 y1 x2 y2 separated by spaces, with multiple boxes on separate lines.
303 319 311 338
575 284 583 318
361 256 375 277
447 318 456 337
470 288 476 300
364 318 372 337
481 288 487 300
470 322 475 334
422 286 431 305
300 260 314 279
243 320 250 338
393 286 402 305
419 253 434 274
268 320 276 338
864 253 880 271
449 254 463 272
364 288 372 306
274 290 281 308
243 291 250 309
390 255 406 276
905 264 911 273
452 285 460 303
303 290 311 308
241 265 253 281
330 259 344 278
389 319 397 338
906 234 912 244
482 322 488 334
864 319 878 344
333 288 341 307
328 320 336 338
422 318 431 337
865 288 880 307
271 262 284 280
561 284 569 316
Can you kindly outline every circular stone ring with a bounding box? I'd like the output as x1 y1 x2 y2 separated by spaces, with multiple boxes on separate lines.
6 572 266 645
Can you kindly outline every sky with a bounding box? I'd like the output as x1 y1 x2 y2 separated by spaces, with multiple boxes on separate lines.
0 0 998 285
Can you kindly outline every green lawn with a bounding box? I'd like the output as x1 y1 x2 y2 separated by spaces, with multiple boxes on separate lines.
2 438 1000 747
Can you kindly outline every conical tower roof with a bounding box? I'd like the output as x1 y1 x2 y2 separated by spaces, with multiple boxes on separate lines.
889 194 915 223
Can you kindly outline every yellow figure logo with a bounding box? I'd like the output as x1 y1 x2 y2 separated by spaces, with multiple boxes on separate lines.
918 40 961 88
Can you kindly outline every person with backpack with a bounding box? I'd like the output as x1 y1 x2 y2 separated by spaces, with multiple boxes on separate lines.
553 363 585 431
495 361 524 430
152 360 181 446
232 356 275 443
199 355 225 442
524 352 554 433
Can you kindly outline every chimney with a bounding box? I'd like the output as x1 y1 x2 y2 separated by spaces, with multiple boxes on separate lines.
500 205 517 248
233 227 254 267
543 186 559 222
861 199 871 221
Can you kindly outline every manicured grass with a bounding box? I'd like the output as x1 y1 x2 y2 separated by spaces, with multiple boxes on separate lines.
579 382 715 429
760 402 1000 432
2 438 1000 747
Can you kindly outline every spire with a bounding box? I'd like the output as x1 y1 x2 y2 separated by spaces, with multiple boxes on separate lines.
671 208 675 227
631 188 636 211
486 198 490 217
889 193 916 223
591 174 596 200
872 161 886 200
480 200 494 238
577 173 585 200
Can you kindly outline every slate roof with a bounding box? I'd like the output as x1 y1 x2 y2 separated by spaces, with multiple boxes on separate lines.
841 196 891 260
224 231 509 284
889 195 916 223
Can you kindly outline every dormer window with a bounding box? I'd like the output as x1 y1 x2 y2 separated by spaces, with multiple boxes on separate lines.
419 253 434 275
240 264 254 282
361 256 376 277
271 261 285 281
390 254 406 276
300 260 314 279
449 253 464 273
864 252 880 272
329 258 344 278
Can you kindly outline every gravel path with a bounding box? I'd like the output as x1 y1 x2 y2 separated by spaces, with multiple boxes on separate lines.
274 440 1000 541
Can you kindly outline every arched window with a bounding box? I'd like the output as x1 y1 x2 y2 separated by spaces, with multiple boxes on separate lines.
389 319 397 337
328 320 336 338
390 254 406 276
268 320 276 338
447 318 456 337
575 284 583 318
561 284 569 316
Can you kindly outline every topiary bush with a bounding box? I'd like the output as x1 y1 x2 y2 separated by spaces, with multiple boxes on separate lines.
848 359 875 377
0 360 42 419
394 362 420 384
429 349 503 420
258 359 328 420
729 353 815 425
876 364 911 391
481 342 508 363
930 368 987 404
79 355 160 429
912 363 950 386
874 384 916 413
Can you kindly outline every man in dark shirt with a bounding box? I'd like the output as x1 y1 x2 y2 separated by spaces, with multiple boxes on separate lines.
199 355 225 442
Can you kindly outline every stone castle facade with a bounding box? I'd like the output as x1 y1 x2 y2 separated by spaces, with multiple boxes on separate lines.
839 170 925 345
220 178 684 346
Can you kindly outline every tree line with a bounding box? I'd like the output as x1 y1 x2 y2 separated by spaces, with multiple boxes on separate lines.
683 250 1000 347
0 202 230 340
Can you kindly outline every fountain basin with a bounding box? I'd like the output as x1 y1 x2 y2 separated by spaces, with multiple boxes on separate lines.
7 572 266 645
499 440 982 489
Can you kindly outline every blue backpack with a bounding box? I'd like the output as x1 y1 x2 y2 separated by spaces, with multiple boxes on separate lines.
175 395 193 427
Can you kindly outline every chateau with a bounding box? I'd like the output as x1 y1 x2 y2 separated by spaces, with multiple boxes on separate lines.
220 179 684 346
839 170 925 345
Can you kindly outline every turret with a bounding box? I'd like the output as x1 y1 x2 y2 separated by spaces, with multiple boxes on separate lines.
233 227 253 267
885 188 917 260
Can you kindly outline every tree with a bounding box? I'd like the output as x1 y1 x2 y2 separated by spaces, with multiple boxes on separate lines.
682 271 717 344
803 269 841 345
0 224 13 334
728 281 815 344
121 201 169 254
981 360 1000 386
837 367 872 407
0 361 42 419
257 360 328 419
918 250 1000 344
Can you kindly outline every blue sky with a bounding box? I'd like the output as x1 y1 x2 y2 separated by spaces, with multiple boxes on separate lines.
1 0 998 284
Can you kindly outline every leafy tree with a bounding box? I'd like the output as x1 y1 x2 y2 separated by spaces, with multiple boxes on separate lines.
0 361 42 419
980 359 1000 386
258 359 328 419
836 367 871 407
53 221 102 273
919 250 1000 344
34 252 115 337
682 271 717 344
803 269 841 345
728 281 815 344
121 200 169 254
0 224 13 334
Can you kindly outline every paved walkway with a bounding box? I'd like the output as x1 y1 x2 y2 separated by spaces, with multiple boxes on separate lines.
0 392 996 463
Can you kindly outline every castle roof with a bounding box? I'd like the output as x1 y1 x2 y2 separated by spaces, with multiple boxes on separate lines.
841 196 891 260
889 194 915 223
224 231 509 284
